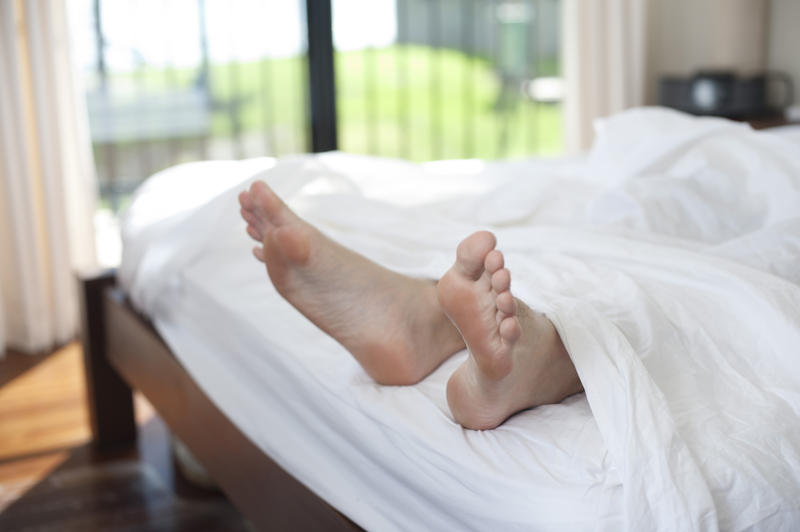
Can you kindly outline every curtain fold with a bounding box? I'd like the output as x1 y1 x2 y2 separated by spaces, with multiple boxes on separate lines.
0 0 98 354
562 0 649 153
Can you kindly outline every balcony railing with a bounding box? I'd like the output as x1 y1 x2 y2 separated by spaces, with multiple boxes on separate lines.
69 0 562 212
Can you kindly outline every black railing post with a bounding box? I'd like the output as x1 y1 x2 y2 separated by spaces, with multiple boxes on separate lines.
305 0 338 152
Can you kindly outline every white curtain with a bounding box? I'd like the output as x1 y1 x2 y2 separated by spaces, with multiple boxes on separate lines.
0 0 98 355
562 0 649 153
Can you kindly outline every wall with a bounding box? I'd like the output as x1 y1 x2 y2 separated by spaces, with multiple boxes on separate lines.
766 0 800 114
644 0 769 104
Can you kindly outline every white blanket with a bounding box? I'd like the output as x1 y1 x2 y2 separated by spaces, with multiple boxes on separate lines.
121 108 800 531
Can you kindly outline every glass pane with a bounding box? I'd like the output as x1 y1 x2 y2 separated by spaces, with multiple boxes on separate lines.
332 0 563 161
68 0 309 215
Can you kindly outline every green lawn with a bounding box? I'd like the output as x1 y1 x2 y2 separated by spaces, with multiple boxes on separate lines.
106 45 562 162
334 46 562 159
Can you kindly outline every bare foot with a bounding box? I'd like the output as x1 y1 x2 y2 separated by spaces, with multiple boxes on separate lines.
238 181 465 385
437 231 583 430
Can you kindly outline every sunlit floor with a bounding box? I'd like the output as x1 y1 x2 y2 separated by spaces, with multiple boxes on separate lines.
0 343 92 510
0 343 249 530
0 343 94 461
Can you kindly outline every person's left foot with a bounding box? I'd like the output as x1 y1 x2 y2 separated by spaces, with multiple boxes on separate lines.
238 181 465 385
437 231 583 430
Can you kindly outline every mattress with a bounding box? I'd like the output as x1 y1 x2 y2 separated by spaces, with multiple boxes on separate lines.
120 108 800 531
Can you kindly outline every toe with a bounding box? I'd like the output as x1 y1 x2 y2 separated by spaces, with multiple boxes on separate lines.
240 206 255 224
499 316 521 343
241 208 268 236
485 250 504 273
251 181 292 226
238 190 254 210
252 246 265 262
246 224 262 243
496 291 516 315
491 268 511 293
455 231 497 280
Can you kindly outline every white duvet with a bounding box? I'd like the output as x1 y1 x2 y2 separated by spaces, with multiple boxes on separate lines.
121 108 800 531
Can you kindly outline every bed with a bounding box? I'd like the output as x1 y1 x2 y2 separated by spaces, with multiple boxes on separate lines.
79 108 800 531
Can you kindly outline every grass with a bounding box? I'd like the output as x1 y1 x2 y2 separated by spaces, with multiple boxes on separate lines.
100 45 562 164
335 46 562 159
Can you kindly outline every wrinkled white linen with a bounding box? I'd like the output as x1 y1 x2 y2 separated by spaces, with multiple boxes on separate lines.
121 108 800 531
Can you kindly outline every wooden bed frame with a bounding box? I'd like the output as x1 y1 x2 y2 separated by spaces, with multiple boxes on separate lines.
78 270 362 531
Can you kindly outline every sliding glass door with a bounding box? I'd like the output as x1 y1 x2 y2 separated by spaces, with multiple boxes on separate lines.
68 0 308 211
332 0 563 161
69 0 563 215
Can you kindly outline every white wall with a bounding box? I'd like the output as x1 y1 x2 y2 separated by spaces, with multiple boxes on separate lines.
767 0 800 112
644 0 769 103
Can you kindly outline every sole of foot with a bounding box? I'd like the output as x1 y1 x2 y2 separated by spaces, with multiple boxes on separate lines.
238 181 465 385
437 231 583 430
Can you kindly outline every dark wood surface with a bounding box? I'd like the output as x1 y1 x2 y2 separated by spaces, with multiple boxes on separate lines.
746 114 796 130
0 344 249 531
97 281 362 531
78 270 137 448
0 344 91 461
0 422 251 532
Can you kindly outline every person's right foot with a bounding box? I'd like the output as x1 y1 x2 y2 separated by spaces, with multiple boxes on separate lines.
238 181 464 385
437 231 584 430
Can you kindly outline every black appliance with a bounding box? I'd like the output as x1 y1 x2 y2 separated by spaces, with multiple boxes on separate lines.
659 71 793 119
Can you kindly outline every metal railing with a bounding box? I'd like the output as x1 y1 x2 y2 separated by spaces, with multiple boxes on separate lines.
70 0 562 211
336 0 562 161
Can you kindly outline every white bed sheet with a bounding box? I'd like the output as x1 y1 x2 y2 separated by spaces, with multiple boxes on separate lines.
120 108 800 531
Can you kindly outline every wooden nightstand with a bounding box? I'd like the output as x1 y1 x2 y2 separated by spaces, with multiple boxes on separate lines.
745 114 794 130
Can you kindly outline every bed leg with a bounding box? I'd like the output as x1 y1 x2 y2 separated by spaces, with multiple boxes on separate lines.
78 270 137 448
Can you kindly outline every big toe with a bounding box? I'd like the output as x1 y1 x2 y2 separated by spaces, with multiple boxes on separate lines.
455 231 497 280
251 181 293 226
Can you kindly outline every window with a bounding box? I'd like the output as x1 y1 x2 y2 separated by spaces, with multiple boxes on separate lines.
68 0 562 263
